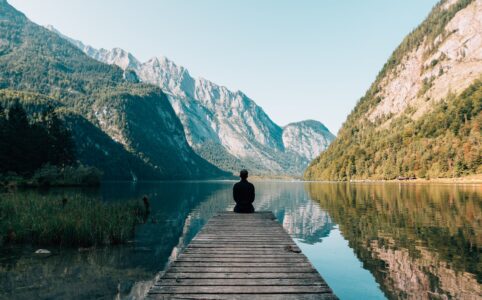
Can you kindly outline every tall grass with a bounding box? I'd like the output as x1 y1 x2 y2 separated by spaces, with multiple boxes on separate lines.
0 193 147 247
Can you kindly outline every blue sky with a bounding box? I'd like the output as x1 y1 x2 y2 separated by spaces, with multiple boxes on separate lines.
10 0 439 133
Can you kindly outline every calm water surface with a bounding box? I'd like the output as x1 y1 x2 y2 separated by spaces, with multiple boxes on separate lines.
1 181 480 299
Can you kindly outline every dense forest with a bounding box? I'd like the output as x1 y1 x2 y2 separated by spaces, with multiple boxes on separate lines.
0 102 73 174
0 92 101 186
305 0 481 180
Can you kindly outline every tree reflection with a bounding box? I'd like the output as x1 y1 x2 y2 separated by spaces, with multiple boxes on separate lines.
307 182 481 299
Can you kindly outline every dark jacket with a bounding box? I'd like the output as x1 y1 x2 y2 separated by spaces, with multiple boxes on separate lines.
233 179 255 213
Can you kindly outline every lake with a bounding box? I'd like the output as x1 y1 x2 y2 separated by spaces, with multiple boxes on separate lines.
0 181 480 299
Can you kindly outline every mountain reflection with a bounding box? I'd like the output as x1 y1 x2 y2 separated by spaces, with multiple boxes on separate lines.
307 183 481 299
0 182 222 300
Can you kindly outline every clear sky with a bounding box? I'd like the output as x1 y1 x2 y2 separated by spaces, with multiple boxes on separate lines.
9 0 439 133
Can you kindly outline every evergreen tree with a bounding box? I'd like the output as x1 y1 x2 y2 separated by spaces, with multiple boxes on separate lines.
43 106 75 166
0 103 7 173
0 102 76 176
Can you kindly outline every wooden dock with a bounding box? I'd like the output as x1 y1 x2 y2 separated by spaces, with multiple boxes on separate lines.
147 211 337 299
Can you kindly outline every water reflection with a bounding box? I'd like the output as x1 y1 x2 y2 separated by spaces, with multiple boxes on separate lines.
0 181 480 300
307 183 481 299
0 182 229 300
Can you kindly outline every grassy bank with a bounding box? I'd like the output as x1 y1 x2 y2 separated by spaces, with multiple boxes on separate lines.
0 193 147 247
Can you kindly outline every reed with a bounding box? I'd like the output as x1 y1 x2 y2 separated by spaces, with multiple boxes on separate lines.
0 194 147 246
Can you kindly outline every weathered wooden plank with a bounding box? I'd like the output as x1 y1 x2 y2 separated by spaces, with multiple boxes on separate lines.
147 294 337 300
192 240 294 244
194 236 291 239
182 250 301 254
192 241 293 244
195 231 286 237
199 230 283 233
168 267 317 273
161 272 323 279
191 240 295 243
182 249 300 254
189 239 293 243
181 253 302 257
207 218 276 220
180 252 301 256
201 227 281 230
177 257 308 262
156 278 328 286
200 231 285 234
183 247 298 251
149 285 332 294
203 221 280 224
203 225 281 227
201 227 283 230
179 252 301 257
213 213 274 217
172 262 313 267
206 220 276 223
187 243 298 248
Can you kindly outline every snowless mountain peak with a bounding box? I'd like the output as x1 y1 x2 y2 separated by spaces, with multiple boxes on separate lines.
45 24 58 33
45 25 140 71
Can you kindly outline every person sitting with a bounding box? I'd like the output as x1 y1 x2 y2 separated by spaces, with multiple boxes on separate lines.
232 169 255 213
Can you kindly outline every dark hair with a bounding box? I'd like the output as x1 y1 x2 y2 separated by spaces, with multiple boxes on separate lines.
240 169 248 179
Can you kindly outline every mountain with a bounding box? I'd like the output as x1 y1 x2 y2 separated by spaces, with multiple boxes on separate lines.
0 0 228 180
47 27 335 176
282 120 334 163
306 0 482 180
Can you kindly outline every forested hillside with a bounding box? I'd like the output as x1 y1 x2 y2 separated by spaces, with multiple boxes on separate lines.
305 0 481 180
0 0 228 180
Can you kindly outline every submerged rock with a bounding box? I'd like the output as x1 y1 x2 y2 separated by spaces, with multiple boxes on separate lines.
34 249 51 257
78 246 95 252
133 247 152 252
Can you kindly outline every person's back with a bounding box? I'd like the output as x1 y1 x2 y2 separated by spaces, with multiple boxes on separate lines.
233 169 255 213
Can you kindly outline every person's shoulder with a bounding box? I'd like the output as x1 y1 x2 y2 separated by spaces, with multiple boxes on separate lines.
248 182 255 188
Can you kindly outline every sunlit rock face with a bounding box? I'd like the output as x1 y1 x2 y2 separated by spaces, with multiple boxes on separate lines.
48 27 335 176
368 0 482 123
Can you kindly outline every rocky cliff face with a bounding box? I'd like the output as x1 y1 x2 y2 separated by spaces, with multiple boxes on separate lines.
283 121 335 163
48 28 335 176
305 0 482 180
368 0 482 123
0 1 227 180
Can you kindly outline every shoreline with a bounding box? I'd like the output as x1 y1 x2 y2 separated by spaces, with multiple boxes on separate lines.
251 174 482 184
349 174 482 184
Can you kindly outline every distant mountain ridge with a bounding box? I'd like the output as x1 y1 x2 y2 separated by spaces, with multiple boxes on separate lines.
305 0 481 180
48 26 335 175
0 1 228 180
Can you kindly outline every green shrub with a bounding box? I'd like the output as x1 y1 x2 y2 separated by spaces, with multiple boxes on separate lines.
30 164 102 187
